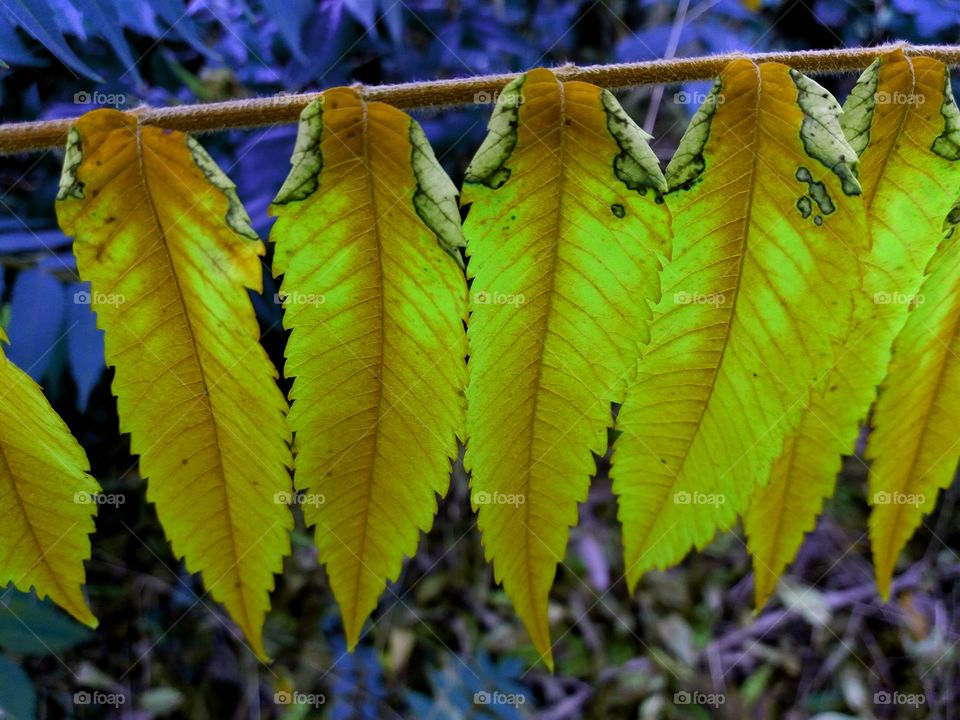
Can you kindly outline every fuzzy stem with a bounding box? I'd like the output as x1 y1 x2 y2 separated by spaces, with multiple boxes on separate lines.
2 42 958 156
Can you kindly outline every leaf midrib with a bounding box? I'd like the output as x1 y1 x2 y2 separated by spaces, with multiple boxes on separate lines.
520 79 567 642
666 65 762 492
862 55 914 210
625 63 762 570
0 426 81 613
135 125 255 636
345 95 386 637
874 274 960 565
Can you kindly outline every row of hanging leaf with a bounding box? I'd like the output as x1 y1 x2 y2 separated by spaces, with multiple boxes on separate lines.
2 49 957 668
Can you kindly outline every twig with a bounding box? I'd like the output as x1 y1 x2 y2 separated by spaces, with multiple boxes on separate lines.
711 562 960 659
0 43 958 155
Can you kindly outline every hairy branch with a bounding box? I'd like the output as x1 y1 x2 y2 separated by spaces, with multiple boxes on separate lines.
1 42 959 156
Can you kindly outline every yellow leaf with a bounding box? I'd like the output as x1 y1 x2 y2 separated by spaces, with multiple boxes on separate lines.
462 68 670 667
867 195 960 596
745 51 960 606
269 89 467 647
614 60 868 589
55 109 292 658
0 331 99 626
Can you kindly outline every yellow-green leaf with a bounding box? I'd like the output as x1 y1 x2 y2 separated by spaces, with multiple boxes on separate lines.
462 68 670 667
55 109 292 658
744 51 960 606
613 60 868 589
0 329 99 627
269 89 467 647
865 56 960 598
867 204 960 597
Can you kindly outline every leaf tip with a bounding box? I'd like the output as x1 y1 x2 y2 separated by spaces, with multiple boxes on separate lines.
70 601 99 630
524 613 555 670
343 620 363 653
541 648 555 673
874 555 895 603
249 636 271 663
752 571 775 611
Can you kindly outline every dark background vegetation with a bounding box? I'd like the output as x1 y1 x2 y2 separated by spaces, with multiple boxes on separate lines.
0 1 958 718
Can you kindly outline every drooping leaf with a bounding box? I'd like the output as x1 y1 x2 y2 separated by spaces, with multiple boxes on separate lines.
744 51 960 606
867 196 960 595
0 19 42 68
0 655 35 720
0 0 103 81
66 281 105 411
0 223 71 254
613 60 868 589
50 0 85 40
130 0 214 60
80 0 143 86
7 267 66 381
55 109 292 658
343 0 378 34
269 89 467 647
0 328 99 627
0 585 93 654
262 0 312 63
378 0 404 45
462 68 670 667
